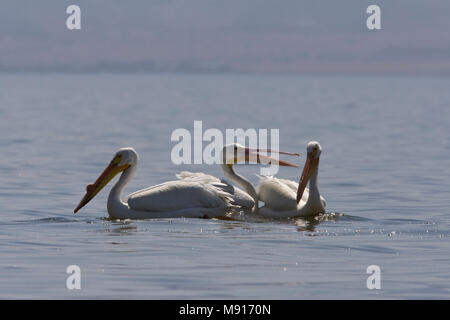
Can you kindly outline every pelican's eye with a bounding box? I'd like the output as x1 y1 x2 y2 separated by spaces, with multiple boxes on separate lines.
233 145 238 157
113 154 123 164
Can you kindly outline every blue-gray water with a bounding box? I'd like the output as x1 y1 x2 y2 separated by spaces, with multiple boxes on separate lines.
1 73 449 299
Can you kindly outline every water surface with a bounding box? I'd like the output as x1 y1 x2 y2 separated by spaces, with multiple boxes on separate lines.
0 73 449 299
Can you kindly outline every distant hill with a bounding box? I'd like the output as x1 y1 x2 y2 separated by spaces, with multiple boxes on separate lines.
1 0 449 74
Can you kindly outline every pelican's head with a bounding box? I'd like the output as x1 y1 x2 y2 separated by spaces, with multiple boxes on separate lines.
74 148 138 213
114 147 139 167
221 143 299 168
296 141 322 203
306 141 322 159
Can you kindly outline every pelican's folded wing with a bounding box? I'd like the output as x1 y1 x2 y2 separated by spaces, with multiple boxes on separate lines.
219 178 255 209
176 171 219 183
127 180 232 212
255 176 301 211
176 171 254 209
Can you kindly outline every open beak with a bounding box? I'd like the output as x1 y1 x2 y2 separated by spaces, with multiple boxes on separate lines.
243 148 299 168
296 153 319 204
74 162 130 213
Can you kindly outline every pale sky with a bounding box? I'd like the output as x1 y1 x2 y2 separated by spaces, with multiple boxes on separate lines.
1 0 449 74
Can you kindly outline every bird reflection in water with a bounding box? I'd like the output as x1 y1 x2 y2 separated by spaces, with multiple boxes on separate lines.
295 212 342 232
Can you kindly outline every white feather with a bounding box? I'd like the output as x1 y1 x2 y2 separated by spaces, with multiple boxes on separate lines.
176 171 255 209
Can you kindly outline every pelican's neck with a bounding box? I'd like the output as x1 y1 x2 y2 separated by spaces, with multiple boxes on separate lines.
308 164 320 201
107 163 137 219
304 160 324 212
221 163 258 210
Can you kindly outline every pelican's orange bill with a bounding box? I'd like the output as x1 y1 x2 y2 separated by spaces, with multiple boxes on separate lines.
244 148 298 167
296 153 319 203
247 148 300 157
74 161 130 213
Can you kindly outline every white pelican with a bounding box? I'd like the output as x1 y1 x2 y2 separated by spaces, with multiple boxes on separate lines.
74 146 295 219
256 141 326 218
176 144 299 211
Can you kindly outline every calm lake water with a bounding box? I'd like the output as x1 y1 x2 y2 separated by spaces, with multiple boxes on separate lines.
0 73 449 299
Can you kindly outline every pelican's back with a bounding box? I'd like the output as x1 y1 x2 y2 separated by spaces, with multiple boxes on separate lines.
256 176 298 211
176 171 255 209
127 180 232 212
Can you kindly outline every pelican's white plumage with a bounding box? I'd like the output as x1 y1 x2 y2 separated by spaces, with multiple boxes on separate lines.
256 141 326 218
176 171 255 209
256 176 305 211
125 180 233 217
